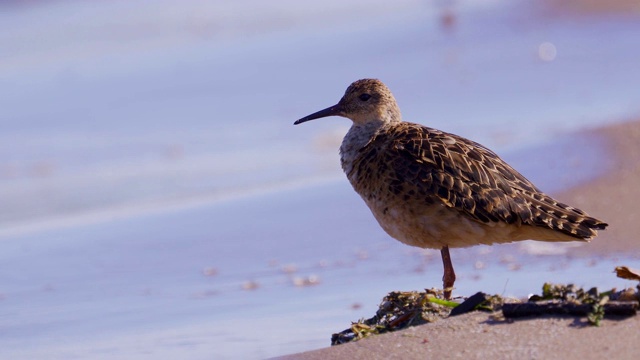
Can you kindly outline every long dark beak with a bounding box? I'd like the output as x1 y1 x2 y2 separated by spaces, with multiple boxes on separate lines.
293 104 342 125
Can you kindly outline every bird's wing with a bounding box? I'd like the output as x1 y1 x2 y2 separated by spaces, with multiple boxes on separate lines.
365 122 606 239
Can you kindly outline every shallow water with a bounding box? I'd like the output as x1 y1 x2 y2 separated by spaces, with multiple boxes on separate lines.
1 177 637 359
1 0 640 230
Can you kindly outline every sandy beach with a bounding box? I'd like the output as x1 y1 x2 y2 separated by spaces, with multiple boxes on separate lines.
279 311 640 360
277 119 640 359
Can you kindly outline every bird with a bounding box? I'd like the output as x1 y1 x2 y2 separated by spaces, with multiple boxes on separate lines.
294 79 608 299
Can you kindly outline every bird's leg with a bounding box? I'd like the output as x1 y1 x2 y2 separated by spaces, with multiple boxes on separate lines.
440 245 456 300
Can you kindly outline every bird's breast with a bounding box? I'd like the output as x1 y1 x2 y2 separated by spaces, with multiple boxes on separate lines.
340 123 383 179
364 195 495 249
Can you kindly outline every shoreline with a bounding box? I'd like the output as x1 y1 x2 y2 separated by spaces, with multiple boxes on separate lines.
277 311 640 360
561 119 640 256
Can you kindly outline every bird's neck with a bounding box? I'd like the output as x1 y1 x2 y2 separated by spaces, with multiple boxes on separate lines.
340 120 388 176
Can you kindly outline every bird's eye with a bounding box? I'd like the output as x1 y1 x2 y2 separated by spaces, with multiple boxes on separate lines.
359 93 372 101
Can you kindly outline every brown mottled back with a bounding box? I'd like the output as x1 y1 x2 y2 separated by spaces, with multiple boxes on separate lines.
348 121 607 241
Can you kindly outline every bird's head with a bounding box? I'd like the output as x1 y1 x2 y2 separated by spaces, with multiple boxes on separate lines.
294 79 402 126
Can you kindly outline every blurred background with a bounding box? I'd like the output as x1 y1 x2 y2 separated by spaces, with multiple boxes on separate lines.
1 0 640 359
3 0 640 232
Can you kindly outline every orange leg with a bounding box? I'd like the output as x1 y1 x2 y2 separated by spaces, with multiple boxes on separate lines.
440 246 456 299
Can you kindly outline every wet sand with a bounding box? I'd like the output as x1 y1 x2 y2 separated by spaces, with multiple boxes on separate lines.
563 119 640 256
276 119 640 359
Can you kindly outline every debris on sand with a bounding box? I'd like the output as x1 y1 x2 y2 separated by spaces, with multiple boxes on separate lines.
615 266 640 281
331 266 640 345
503 283 638 326
331 289 507 345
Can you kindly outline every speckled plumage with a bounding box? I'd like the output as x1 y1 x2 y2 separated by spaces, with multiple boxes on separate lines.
295 78 607 298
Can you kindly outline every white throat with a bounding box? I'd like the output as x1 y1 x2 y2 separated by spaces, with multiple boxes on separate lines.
339 120 385 177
